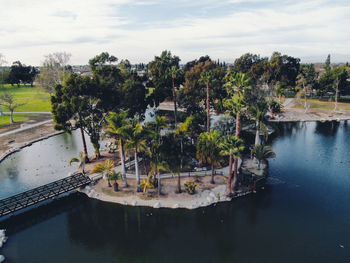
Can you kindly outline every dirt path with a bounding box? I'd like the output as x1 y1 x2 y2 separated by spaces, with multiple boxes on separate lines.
0 119 53 138
0 120 60 159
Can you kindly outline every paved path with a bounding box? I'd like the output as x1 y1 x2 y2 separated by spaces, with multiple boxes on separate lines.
282 98 294 109
2 112 51 114
157 102 185 112
0 119 53 138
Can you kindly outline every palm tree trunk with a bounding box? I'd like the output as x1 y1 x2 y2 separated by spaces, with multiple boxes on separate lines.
135 151 141 192
120 140 128 187
303 83 307 112
176 173 181 193
235 113 241 138
226 154 233 196
79 126 89 163
255 122 260 145
81 163 85 174
172 79 178 128
157 169 161 196
206 83 210 132
270 106 275 119
232 157 238 193
211 164 215 184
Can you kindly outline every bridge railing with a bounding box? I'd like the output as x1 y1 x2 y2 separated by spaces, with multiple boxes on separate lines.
0 173 91 218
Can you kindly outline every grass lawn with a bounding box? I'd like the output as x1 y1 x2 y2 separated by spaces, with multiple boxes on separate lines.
293 99 350 111
0 113 40 125
0 84 51 112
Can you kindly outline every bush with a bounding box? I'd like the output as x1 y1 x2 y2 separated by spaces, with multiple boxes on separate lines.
184 181 198 195
194 174 200 182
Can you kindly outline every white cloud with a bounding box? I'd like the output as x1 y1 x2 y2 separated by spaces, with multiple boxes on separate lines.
0 0 349 65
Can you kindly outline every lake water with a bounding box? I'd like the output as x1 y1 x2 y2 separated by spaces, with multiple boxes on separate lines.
1 121 350 262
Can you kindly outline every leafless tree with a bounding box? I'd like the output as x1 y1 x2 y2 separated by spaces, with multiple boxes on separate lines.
35 52 72 94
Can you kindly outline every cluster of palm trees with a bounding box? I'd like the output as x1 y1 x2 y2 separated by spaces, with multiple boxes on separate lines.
71 71 277 197
100 72 275 196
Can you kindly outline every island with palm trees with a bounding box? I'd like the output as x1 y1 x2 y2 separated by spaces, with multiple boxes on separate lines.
54 52 281 209
42 50 349 209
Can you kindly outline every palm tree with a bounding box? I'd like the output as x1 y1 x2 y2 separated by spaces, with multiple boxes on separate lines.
91 159 116 187
108 171 121 191
146 115 169 195
223 93 246 137
159 132 183 193
224 72 249 186
224 72 250 138
147 160 169 195
251 145 276 169
69 151 88 174
166 66 182 127
196 130 222 184
199 71 215 132
220 136 245 196
140 173 155 193
248 100 269 145
105 111 129 187
124 119 149 192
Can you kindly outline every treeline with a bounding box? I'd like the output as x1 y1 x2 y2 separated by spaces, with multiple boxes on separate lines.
50 51 279 195
48 50 350 157
0 61 38 86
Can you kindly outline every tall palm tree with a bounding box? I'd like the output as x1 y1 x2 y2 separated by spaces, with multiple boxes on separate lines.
196 130 222 184
146 115 169 195
248 100 269 145
105 111 129 187
159 132 183 193
220 136 245 196
91 159 116 187
199 71 215 132
251 145 276 169
69 151 88 174
124 119 149 192
166 66 182 127
224 72 249 186
224 72 250 138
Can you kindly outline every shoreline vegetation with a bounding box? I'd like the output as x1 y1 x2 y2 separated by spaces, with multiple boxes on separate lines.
79 150 268 210
0 103 348 209
1 51 350 210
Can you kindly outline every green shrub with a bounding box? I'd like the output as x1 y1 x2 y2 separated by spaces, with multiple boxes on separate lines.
194 174 200 182
184 181 198 195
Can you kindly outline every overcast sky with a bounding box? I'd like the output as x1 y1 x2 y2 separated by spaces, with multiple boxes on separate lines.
0 0 349 66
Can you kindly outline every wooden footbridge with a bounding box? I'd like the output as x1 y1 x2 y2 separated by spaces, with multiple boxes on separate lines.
0 173 91 218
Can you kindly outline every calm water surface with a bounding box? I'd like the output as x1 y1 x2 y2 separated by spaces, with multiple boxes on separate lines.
1 121 350 262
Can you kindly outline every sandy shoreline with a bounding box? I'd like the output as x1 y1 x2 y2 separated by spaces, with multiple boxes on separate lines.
0 102 347 210
80 175 254 210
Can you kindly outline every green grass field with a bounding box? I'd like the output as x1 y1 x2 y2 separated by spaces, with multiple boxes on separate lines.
0 113 40 125
0 84 51 112
293 99 350 111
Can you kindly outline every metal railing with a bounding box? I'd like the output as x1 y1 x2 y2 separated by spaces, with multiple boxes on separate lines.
0 173 91 218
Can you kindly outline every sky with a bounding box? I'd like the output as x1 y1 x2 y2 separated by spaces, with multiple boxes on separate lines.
0 0 349 66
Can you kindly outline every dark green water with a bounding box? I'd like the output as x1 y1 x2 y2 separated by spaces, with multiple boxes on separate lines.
1 121 350 262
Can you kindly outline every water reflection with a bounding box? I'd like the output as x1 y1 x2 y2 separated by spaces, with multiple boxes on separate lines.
1 121 350 263
315 120 340 137
0 130 96 199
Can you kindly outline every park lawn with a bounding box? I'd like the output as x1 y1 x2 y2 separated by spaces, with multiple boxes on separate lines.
293 99 350 111
0 84 51 112
0 113 40 125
